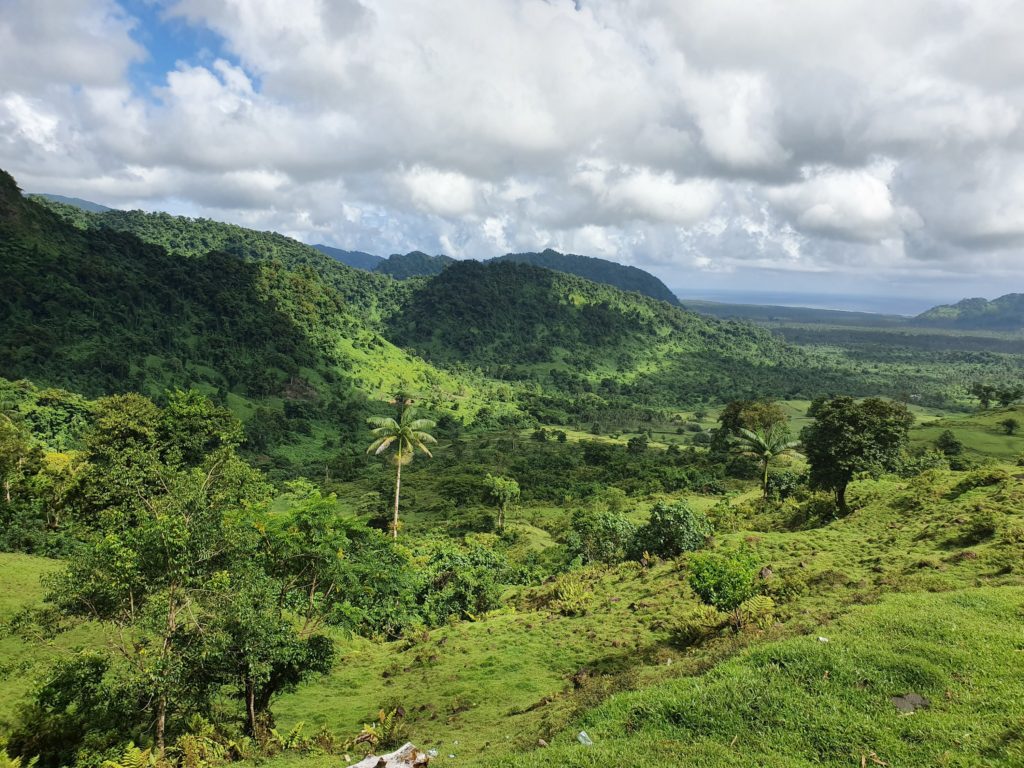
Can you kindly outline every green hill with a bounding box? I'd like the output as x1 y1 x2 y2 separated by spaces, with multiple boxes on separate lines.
915 294 1024 330
30 193 113 213
495 248 680 306
387 259 885 407
312 243 383 270
1 171 502 463
376 250 455 279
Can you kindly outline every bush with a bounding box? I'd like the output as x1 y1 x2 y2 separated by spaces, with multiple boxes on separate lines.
418 540 506 624
935 429 964 456
564 507 637 564
733 595 775 630
765 470 804 501
550 571 593 617
688 548 758 611
631 501 713 559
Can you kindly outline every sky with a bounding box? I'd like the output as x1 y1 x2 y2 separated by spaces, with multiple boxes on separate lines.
2 0 1024 307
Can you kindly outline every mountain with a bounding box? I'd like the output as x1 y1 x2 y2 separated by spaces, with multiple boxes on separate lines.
5 172 502 468
31 193 112 213
312 243 383 270
376 250 455 279
386 259 864 408
307 241 682 308
915 294 1024 330
13 170 900 431
493 248 680 306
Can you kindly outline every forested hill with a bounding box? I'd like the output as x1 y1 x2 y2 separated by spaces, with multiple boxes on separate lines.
493 248 681 305
312 242 681 306
376 250 455 279
0 170 479 424
387 260 854 406
915 294 1024 330
312 243 383 270
9 167 919 432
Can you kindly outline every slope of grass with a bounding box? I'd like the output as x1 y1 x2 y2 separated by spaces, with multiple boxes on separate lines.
487 587 1024 767
262 466 1024 765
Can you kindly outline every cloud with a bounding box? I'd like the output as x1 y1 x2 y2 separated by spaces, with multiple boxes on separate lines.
1 0 1024 296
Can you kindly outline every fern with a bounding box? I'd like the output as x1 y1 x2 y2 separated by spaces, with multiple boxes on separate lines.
0 748 39 768
735 595 776 630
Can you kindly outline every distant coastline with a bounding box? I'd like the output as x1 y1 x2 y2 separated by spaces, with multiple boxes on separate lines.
672 289 954 317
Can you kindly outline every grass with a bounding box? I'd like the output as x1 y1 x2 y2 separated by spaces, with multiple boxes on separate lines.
0 554 61 728
910 404 1024 460
262 465 1024 766
486 587 1024 767
3 462 1023 766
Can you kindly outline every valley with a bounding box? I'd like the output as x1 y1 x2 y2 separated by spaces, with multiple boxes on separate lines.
1 170 1024 768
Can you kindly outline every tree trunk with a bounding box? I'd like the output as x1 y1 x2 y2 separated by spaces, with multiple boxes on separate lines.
3 478 10 504
497 504 504 531
156 696 166 753
836 482 848 516
245 678 257 737
762 459 769 499
392 448 402 540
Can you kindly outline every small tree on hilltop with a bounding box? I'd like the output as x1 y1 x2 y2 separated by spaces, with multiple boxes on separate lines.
800 396 913 515
632 500 713 558
1000 417 1020 435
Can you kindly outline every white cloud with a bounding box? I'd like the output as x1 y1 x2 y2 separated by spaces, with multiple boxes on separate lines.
2 0 1024 296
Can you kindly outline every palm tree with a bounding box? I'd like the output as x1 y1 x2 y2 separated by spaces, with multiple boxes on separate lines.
367 406 436 539
735 425 797 499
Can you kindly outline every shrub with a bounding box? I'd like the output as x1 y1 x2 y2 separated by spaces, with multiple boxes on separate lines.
418 541 506 624
935 429 964 456
688 548 758 611
631 501 713 559
765 470 804 501
551 571 593 617
564 507 637 564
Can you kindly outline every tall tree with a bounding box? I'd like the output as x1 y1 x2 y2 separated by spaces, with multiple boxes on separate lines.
484 473 520 531
800 397 912 514
367 406 436 539
734 425 797 499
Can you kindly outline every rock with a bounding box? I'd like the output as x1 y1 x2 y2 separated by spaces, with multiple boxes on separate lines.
817 636 830 643
891 692 930 713
346 742 430 768
759 566 774 580
577 731 593 746
537 739 548 748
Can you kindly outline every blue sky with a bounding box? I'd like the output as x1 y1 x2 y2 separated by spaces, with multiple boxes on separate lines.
120 1 242 94
1 0 1022 309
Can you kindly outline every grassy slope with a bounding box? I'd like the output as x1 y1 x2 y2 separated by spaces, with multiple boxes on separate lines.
263 465 1024 766
1 449 1023 765
490 587 1024 767
0 555 104 731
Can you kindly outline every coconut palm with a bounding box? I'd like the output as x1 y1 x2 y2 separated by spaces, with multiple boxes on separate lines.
367 406 436 539
735 425 797 499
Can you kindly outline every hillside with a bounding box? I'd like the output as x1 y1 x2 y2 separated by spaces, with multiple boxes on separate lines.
386 260 885 409
376 250 455 279
1 171 502 468
312 243 383 270
30 193 113 213
916 293 1024 330
495 249 680 306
